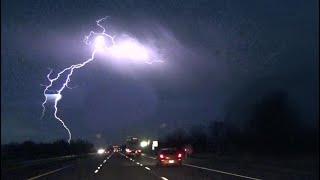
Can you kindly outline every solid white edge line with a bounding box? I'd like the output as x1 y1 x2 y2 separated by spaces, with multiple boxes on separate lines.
183 163 262 180
27 165 72 180
145 167 151 170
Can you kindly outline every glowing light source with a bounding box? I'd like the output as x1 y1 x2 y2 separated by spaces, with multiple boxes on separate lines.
94 35 106 50
45 93 62 101
125 148 131 153
110 40 149 61
97 148 105 154
55 94 62 101
40 16 163 143
140 141 148 148
152 141 158 150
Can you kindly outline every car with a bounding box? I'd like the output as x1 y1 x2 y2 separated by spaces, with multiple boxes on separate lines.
157 148 184 166
125 148 142 157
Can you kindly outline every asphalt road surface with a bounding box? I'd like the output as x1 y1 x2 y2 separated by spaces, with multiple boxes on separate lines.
2 152 264 180
3 152 316 180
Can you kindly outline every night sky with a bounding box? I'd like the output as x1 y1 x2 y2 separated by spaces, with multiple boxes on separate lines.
1 0 318 145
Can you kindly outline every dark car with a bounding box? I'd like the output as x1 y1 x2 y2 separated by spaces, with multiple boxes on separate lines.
157 148 184 166
125 148 142 157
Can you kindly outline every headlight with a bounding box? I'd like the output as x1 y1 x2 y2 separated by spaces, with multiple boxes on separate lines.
126 148 131 153
97 148 105 154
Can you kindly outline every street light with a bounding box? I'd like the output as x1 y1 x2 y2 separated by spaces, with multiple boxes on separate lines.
140 141 148 148
97 148 105 155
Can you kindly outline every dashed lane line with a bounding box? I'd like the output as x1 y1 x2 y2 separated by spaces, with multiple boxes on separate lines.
93 152 114 174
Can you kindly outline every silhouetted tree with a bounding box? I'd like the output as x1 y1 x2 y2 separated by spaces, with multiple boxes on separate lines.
247 90 301 154
189 125 208 152
1 139 94 161
162 128 191 149
208 121 228 153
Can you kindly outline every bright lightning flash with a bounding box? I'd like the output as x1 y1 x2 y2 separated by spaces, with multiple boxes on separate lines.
94 35 106 51
41 17 162 143
110 39 149 61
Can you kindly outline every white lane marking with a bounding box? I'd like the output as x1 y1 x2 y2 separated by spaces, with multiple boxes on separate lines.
27 165 72 180
103 160 106 163
136 162 140 165
145 167 151 170
183 163 262 180
140 164 143 166
142 154 156 159
100 164 102 166
161 177 169 180
94 170 99 173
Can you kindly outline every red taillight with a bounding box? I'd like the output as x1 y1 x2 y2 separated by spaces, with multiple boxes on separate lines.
178 153 182 158
159 154 164 159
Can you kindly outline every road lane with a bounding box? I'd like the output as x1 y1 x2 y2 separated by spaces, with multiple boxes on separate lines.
136 154 239 180
27 154 107 180
2 157 76 180
96 153 159 180
27 165 73 180
139 153 317 180
38 152 160 180
6 152 315 180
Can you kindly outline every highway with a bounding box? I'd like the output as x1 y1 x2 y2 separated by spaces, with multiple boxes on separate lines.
2 152 316 180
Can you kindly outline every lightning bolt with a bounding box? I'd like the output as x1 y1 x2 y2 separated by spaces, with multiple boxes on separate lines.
41 17 162 143
41 17 113 143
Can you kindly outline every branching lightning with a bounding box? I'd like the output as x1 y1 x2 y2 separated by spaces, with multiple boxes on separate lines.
41 17 162 143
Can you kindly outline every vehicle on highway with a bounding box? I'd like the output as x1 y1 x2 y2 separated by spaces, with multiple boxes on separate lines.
125 148 142 157
97 148 106 155
157 148 184 166
113 145 121 152
124 137 142 157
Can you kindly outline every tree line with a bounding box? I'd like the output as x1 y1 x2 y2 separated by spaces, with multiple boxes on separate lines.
160 90 318 157
2 139 94 161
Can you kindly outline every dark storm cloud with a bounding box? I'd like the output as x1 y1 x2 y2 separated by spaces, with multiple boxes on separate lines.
2 0 318 144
